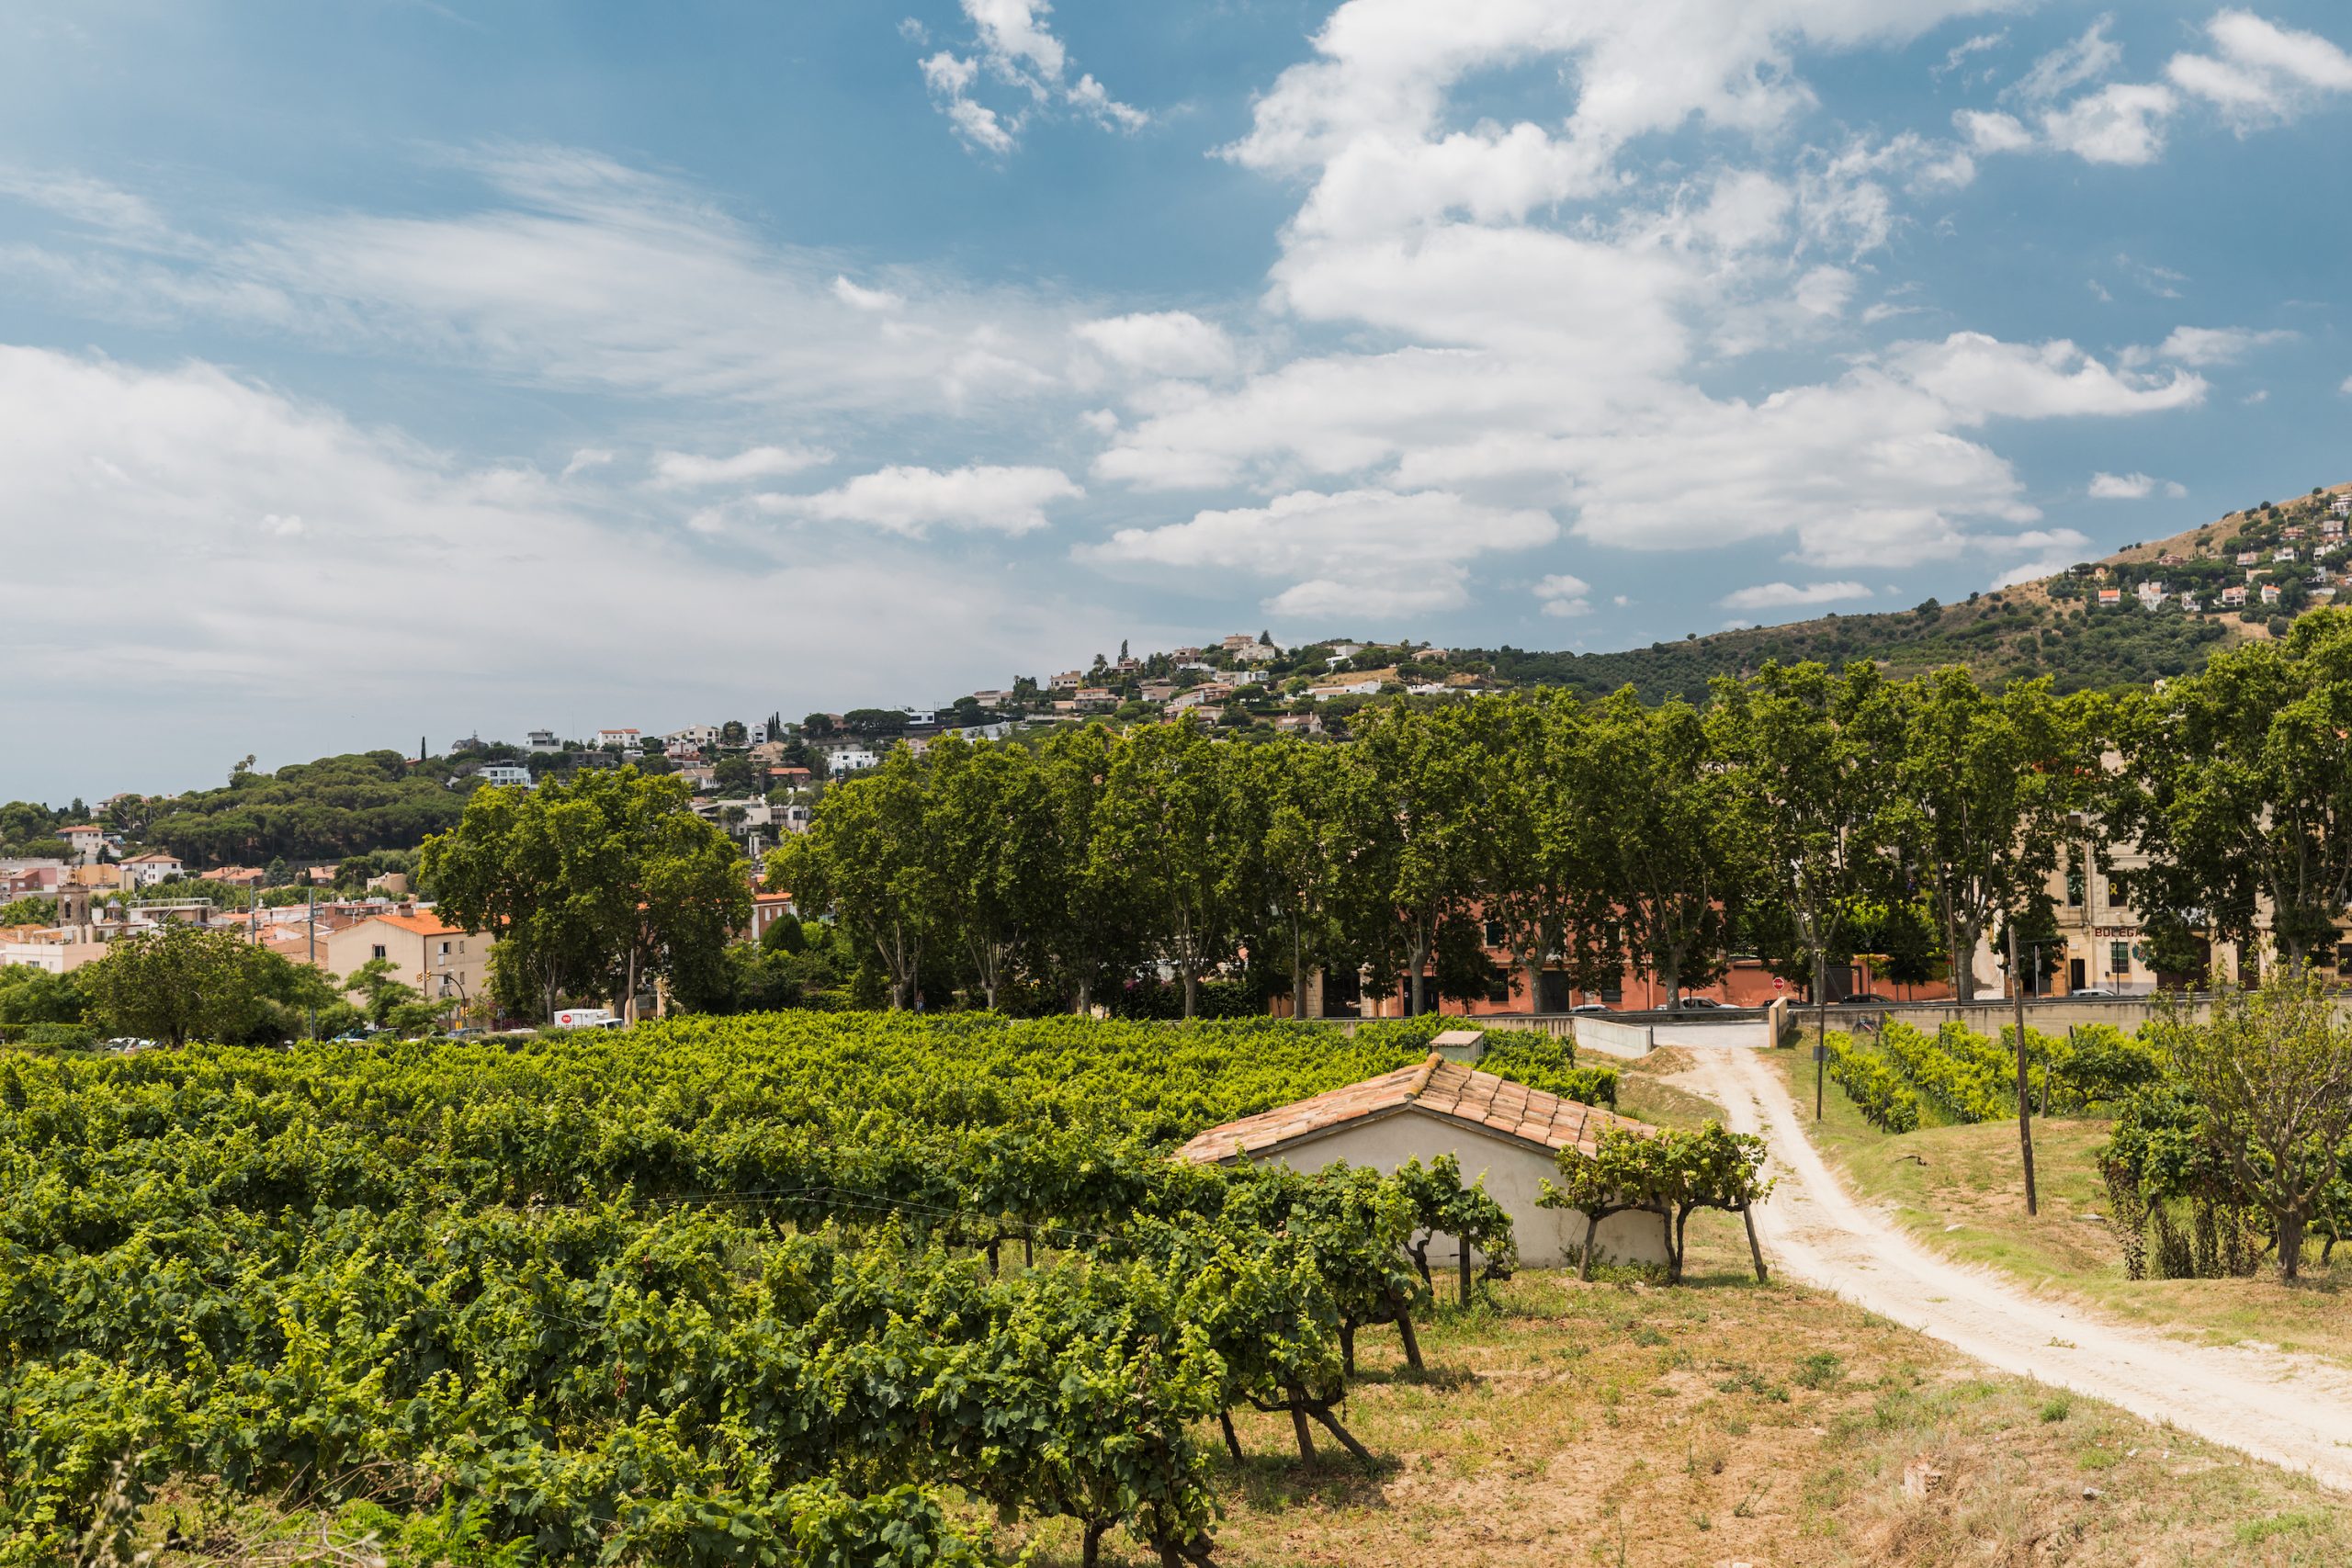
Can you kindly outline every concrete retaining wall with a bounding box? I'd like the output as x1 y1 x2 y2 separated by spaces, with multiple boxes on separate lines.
1568 1015 1656 1058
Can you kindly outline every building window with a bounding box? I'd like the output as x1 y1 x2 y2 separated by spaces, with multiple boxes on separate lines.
2335 942 2352 973
1599 976 1623 1005
371 943 387 960
2109 941 2132 976
1483 919 1506 948
2065 867 2084 907
1484 964 1511 1006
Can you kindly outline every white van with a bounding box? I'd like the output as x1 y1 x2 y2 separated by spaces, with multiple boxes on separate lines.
552 1008 626 1031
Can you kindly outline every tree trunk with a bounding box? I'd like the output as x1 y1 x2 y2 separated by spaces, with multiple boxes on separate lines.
1459 1238 1474 1308
1657 950 1680 1013
1392 1296 1425 1372
1219 1409 1244 1462
1670 1205 1690 1284
1306 1404 1377 1466
2279 1207 2305 1282
1082 1523 1105 1568
1074 976 1092 1016
1182 965 1198 1021
1951 918 1981 1004
1742 1205 1768 1283
1339 1323 1355 1377
1291 920 1309 1021
1581 1213 1601 1280
1408 928 1429 1017
1284 1385 1318 1465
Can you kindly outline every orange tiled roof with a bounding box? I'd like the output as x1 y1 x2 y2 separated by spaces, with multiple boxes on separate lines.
361 910 471 939
1173 1052 1646 1165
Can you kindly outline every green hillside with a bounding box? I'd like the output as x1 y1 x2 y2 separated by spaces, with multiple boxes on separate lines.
1475 590 2230 705
1472 483 2350 703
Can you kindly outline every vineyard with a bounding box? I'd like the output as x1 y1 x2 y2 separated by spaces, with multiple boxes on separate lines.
0 1014 1614 1567
1830 1019 2163 1128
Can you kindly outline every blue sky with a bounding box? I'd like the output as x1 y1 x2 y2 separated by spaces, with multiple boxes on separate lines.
6 1 2352 802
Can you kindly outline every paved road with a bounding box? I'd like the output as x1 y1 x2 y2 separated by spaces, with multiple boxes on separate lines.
1679 1045 2352 1492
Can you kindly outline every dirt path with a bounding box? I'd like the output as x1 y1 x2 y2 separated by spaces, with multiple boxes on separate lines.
1679 1045 2352 1492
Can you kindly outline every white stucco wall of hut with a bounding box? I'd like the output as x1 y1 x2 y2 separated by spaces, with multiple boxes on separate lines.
1221 1106 1670 1269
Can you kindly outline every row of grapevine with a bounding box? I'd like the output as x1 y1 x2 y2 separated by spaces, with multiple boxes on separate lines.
1861 1019 2161 1126
1 1012 1589 1563
1823 1033 1920 1133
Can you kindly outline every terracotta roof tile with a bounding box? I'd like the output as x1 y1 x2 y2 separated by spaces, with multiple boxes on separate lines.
1174 1052 1648 1165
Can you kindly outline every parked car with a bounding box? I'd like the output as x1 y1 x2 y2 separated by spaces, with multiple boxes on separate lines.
1567 1001 1612 1014
2067 986 2120 998
1837 991 1895 1005
1675 996 1727 1010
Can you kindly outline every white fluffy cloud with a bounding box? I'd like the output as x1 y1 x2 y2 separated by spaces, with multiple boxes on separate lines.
0 150 1079 412
1533 573 1592 617
1961 10 2352 169
2143 324 2297 367
1074 311 1236 378
766 463 1081 536
917 0 1145 154
2039 82 2178 164
652 446 831 488
0 344 1114 790
2087 471 2187 500
1084 489 1556 617
2167 10 2352 127
1720 581 1872 610
1094 331 2199 570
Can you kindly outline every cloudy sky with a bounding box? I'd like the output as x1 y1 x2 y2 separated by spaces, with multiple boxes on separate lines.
6 1 2350 802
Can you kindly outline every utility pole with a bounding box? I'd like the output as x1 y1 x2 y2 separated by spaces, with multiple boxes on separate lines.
1814 947 1827 1121
2008 922 2039 1216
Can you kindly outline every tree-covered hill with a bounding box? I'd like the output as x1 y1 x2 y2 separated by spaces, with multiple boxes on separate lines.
143 750 469 867
1473 591 2232 705
1469 483 2350 704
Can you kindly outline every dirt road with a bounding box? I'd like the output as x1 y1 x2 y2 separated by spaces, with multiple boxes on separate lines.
1679 1045 2352 1491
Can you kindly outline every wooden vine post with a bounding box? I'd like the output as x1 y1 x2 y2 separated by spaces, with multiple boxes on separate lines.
2009 923 2039 1216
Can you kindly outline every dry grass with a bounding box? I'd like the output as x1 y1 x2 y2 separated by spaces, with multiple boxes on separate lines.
1778 1045 2352 1369
1001 1223 2352 1567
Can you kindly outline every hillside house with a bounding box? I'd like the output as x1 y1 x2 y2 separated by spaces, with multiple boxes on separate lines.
2096 588 2123 607
2222 584 2248 606
2276 548 2298 562
2334 495 2352 516
594 728 641 750
2261 584 2282 604
119 851 183 888
1175 1053 1668 1269
2237 551 2261 565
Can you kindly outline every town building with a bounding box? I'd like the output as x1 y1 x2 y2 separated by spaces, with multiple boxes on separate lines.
119 851 184 888
321 909 496 1016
